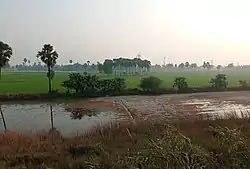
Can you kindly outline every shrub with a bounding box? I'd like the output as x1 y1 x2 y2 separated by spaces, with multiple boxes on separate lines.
112 77 126 92
61 73 99 93
239 80 249 88
210 74 228 90
173 77 188 92
139 76 162 91
62 73 126 94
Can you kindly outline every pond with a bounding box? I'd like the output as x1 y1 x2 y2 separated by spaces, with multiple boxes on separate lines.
0 102 118 136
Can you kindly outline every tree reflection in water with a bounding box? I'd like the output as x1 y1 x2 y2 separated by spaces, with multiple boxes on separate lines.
65 107 100 120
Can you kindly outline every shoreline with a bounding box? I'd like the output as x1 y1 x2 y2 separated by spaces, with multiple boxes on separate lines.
1 86 250 103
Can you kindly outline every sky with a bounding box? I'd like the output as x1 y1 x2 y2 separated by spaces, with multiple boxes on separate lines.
1 0 250 66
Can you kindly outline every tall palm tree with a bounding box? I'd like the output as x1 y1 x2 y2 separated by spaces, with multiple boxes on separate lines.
0 41 12 80
37 44 59 93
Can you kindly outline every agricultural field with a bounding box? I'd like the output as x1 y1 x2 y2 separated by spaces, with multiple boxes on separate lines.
0 70 250 93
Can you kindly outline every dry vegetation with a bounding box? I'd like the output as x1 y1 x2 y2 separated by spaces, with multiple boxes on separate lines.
1 115 250 169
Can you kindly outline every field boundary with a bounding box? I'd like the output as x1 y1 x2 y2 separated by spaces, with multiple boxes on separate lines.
1 86 250 102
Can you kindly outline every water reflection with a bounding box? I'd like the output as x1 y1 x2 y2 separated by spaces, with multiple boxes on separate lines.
65 107 100 120
0 102 116 135
0 105 7 131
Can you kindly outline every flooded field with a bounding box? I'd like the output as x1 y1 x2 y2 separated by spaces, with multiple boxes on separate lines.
1 91 250 135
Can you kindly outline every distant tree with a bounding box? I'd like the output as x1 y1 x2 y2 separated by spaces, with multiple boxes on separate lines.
203 61 207 69
227 63 234 68
217 65 222 70
173 77 188 92
87 61 90 66
190 63 198 69
174 64 178 68
178 63 185 68
97 62 103 73
83 63 88 72
0 41 12 80
210 74 228 91
140 76 162 92
28 60 31 65
23 58 27 66
37 44 59 93
103 59 113 74
185 62 190 68
69 60 73 64
166 63 174 68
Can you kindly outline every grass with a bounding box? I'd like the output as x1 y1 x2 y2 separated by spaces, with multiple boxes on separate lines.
1 70 250 93
1 116 250 169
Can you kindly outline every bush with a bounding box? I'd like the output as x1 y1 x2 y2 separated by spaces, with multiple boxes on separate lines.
210 74 228 90
62 73 126 94
173 77 188 92
239 80 249 88
139 76 162 91
61 73 99 93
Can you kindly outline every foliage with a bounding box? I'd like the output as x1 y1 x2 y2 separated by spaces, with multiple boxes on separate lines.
173 77 188 91
238 80 249 88
97 62 103 73
227 63 234 68
190 63 197 69
217 65 222 70
210 74 228 90
103 59 113 74
37 44 59 93
139 76 162 91
62 73 126 94
178 63 185 68
0 41 12 80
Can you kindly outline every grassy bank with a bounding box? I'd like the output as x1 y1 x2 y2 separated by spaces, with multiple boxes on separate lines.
1 116 250 169
1 71 250 93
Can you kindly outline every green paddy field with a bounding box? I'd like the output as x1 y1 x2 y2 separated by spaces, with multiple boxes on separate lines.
0 70 249 93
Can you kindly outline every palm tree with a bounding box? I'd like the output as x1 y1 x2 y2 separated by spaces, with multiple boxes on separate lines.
185 62 190 68
37 44 59 93
83 63 88 72
0 41 12 80
23 58 27 65
69 60 73 71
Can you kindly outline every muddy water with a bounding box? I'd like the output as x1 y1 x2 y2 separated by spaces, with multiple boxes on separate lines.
0 102 118 136
2 91 250 135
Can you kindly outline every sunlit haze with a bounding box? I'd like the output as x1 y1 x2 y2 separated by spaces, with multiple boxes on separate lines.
1 0 250 65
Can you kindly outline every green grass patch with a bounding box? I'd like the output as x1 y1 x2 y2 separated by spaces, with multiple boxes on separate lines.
0 70 250 93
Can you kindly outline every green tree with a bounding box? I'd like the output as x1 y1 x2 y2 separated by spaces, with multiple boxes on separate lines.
227 63 234 68
210 74 228 91
203 61 207 69
190 63 197 69
185 62 190 68
173 77 188 92
87 60 90 66
0 41 12 80
178 63 185 68
140 76 162 91
37 44 59 93
97 62 103 73
103 59 113 74
217 65 222 70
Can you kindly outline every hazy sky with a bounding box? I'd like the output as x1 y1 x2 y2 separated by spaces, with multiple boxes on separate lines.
1 0 250 65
